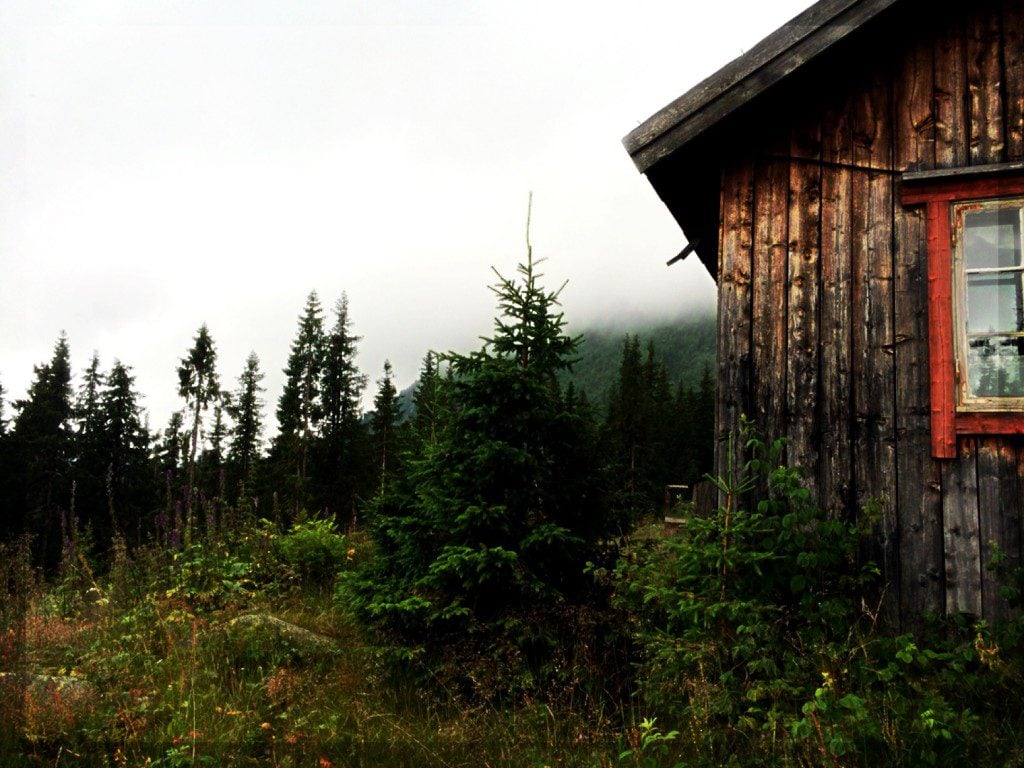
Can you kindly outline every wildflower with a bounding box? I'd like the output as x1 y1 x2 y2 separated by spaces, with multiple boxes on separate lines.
261 722 272 730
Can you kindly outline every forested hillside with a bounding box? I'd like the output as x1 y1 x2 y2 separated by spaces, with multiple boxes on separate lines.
566 313 715 405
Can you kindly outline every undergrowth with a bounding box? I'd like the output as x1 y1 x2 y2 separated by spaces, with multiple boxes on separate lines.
3 433 1024 765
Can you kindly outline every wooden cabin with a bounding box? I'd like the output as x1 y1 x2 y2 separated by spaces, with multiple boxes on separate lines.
624 0 1024 626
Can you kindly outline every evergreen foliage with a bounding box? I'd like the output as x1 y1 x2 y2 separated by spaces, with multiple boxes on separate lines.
602 336 715 518
176 324 219 541
227 352 265 501
347 244 609 688
565 312 716 404
315 294 369 526
8 334 75 564
72 353 109 544
409 351 443 445
99 361 154 542
159 411 187 475
272 292 326 516
370 360 402 487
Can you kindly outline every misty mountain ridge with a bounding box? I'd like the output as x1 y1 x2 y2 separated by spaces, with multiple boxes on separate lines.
390 308 716 418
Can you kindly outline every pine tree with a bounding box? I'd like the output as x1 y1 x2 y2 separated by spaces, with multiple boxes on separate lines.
370 360 402 488
273 292 326 514
352 236 607 682
177 324 219 542
227 352 265 500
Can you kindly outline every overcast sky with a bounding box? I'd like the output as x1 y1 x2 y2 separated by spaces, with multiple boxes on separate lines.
0 0 810 434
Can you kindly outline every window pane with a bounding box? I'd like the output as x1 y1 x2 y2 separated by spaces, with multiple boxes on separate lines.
966 272 1023 334
967 335 1024 398
963 206 1022 270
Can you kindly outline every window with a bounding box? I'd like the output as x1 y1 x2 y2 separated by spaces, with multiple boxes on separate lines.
902 167 1024 459
954 198 1024 406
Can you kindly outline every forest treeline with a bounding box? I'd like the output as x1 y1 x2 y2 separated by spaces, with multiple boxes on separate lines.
0 285 713 570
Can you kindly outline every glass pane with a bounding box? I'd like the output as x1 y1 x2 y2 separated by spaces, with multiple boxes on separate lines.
966 273 1023 334
963 206 1022 270
967 335 1024 398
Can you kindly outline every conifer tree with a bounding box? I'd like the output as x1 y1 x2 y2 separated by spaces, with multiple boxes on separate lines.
227 352 265 500
76 353 105 443
206 397 229 473
159 411 188 476
410 351 443 444
0 376 6 437
177 324 219 542
100 361 153 539
321 294 365 441
370 360 401 488
72 352 108 543
273 292 326 514
352 231 607 681
317 293 368 524
10 334 75 563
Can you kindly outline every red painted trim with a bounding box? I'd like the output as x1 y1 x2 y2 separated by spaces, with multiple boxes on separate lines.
956 412 1024 434
904 171 1024 458
926 201 957 459
902 176 1024 205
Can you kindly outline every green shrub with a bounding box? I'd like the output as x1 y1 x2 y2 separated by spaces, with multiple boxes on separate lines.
273 516 350 586
611 426 1024 766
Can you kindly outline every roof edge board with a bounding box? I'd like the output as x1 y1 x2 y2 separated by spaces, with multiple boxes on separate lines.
623 0 901 173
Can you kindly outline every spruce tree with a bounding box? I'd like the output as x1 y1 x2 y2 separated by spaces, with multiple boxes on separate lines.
370 360 402 488
316 293 368 524
160 411 187 475
177 324 219 542
72 352 108 545
273 292 326 515
410 351 443 444
100 361 153 540
227 352 265 501
10 334 75 564
321 294 365 441
352 242 607 683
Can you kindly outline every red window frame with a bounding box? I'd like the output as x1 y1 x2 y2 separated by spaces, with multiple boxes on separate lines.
902 170 1024 459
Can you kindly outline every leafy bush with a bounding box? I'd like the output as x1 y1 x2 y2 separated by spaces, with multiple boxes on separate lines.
273 516 351 586
612 427 1024 766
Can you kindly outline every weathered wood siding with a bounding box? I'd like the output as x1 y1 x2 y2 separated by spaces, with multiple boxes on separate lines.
713 0 1024 626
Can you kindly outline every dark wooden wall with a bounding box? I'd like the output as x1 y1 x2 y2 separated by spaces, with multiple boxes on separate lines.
713 0 1024 626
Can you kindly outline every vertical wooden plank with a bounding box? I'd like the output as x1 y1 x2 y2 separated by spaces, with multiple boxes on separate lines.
934 11 967 169
943 438 982 616
967 5 1006 165
894 31 938 173
715 160 755 492
750 146 789 450
894 30 944 626
786 116 822 499
977 438 1021 623
819 94 854 519
851 70 898 623
1004 0 1024 161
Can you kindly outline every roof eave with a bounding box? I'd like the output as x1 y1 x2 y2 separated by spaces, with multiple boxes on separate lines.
622 0 903 174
